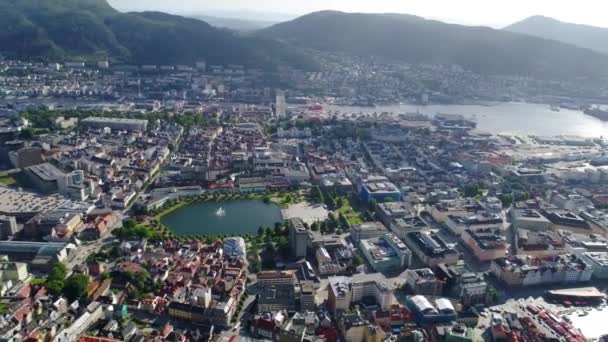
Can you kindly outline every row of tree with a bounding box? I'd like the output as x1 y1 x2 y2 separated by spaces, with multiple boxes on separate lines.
45 262 90 301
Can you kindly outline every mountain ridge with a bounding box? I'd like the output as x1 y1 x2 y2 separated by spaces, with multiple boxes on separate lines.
0 0 316 70
504 15 608 55
258 11 608 79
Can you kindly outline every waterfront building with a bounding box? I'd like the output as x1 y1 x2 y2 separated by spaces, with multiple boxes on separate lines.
581 252 608 279
289 218 308 259
490 254 592 287
223 237 246 259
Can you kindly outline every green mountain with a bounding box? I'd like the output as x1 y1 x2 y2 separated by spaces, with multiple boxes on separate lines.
0 0 315 69
258 11 608 79
505 16 608 56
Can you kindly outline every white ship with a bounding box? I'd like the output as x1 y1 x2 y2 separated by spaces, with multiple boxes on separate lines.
216 207 226 217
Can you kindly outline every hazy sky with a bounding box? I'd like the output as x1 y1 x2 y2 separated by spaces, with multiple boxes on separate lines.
108 0 608 28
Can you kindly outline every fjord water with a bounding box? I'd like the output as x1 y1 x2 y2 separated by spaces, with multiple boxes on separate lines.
328 102 608 137
160 199 284 236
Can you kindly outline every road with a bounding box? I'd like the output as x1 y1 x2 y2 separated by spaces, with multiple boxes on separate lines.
65 213 123 274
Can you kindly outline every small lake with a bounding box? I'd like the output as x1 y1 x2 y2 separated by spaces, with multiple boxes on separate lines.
160 199 284 236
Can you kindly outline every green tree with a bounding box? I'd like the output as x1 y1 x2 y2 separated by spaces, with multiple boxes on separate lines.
339 213 348 227
266 242 276 253
328 212 337 223
63 274 89 301
327 219 337 232
277 236 289 257
514 191 530 202
320 221 328 234
351 255 364 268
499 193 513 208
369 198 378 209
265 227 273 237
19 128 35 140
48 262 67 281
274 222 283 236
251 260 261 273
311 186 324 204
262 258 276 270
46 280 65 296
311 222 319 231
123 219 136 229
258 226 264 236
324 195 335 209
463 183 481 198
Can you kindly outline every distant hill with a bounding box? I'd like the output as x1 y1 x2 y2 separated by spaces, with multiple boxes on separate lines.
504 16 608 55
0 0 316 69
258 11 608 79
189 15 277 31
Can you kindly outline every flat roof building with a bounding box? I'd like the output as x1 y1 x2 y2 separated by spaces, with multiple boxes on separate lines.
359 233 412 274
490 254 592 287
404 268 443 296
0 186 69 220
223 237 246 259
446 213 503 236
376 202 413 226
256 270 298 286
289 218 308 259
24 210 82 239
544 210 595 235
461 229 508 262
404 231 459 267
511 209 553 231
0 241 75 271
559 230 608 252
581 252 608 279
517 229 567 256
24 163 66 193
328 274 395 314
350 221 388 243
360 181 401 203
389 216 428 240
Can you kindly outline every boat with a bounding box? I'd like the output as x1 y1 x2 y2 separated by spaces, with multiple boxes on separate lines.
216 207 226 217
550 104 561 112
578 311 588 317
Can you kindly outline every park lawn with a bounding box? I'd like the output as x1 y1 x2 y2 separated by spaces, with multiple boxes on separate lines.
0 176 16 186
338 206 364 225
347 216 363 225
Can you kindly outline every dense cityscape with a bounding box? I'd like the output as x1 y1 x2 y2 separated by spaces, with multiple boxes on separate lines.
0 56 606 342
2 0 608 341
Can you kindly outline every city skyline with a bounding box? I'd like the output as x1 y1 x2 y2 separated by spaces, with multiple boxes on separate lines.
107 0 608 28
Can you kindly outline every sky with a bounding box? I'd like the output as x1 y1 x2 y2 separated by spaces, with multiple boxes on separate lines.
107 0 608 28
